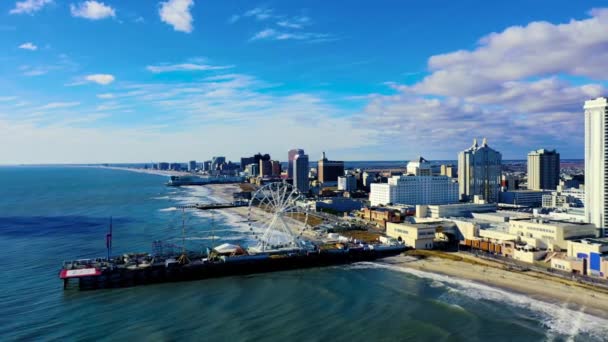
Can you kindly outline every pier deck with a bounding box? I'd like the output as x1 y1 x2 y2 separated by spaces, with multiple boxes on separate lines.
178 201 249 210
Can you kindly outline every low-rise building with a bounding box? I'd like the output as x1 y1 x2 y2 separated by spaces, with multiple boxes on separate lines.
455 214 597 259
499 190 547 207
360 207 403 228
567 238 608 277
415 202 497 219
472 211 532 223
386 222 442 249
551 256 586 275
512 247 546 263
508 218 596 250
316 197 362 213
542 184 585 209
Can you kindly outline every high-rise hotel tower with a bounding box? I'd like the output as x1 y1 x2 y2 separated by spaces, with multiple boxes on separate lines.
458 138 502 203
584 97 608 234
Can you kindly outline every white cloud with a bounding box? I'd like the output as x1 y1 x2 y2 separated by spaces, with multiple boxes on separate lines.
146 62 232 73
412 9 608 97
357 10 608 158
9 0 52 15
277 16 310 29
159 0 194 33
18 42 38 51
84 74 115 85
20 65 53 76
251 28 277 40
37 102 80 110
250 28 333 42
96 101 129 111
244 7 274 21
0 73 374 163
97 93 115 99
70 1 115 20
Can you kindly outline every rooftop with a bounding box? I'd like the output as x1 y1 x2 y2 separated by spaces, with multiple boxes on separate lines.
517 217 596 227
398 220 455 228
578 238 608 246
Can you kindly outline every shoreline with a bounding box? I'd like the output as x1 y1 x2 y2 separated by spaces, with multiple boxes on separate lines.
98 168 608 319
98 166 191 177
386 252 608 319
199 183 608 318
200 181 608 318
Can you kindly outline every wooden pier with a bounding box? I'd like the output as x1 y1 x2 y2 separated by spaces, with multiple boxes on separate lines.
178 201 249 210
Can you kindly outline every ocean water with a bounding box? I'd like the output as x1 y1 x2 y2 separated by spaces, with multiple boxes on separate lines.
0 166 605 341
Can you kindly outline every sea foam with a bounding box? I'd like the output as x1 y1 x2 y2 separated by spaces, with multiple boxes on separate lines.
167 186 256 245
350 261 608 341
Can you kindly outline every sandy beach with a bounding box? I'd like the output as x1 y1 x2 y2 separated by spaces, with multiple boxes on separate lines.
386 252 608 318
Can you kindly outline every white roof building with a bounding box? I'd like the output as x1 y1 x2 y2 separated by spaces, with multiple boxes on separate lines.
369 175 459 207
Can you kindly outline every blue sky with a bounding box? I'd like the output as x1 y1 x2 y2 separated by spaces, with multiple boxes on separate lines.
1 0 607 163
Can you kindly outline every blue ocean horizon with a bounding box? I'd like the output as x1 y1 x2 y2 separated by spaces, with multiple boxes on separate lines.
0 166 603 341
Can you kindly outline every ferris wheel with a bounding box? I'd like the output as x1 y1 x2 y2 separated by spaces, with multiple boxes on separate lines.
247 182 310 252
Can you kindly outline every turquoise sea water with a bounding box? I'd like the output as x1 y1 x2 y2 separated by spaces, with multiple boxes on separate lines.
0 166 606 341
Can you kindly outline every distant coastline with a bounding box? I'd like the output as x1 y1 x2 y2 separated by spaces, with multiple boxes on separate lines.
98 165 189 178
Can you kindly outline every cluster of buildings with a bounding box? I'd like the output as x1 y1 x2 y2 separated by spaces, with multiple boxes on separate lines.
144 96 608 281
152 157 239 175
356 97 608 280
368 140 569 209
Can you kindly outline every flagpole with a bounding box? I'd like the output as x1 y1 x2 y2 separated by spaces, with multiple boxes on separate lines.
107 217 113 261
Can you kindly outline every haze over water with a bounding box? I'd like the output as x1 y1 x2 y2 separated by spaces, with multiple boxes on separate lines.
0 166 606 341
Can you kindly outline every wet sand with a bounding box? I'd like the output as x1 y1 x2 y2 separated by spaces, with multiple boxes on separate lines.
388 253 608 318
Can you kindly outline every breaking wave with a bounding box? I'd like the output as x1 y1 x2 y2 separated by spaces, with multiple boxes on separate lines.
349 262 608 341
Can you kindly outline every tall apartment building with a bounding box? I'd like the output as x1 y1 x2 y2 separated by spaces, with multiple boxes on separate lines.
287 149 304 179
211 156 226 171
318 152 344 184
259 159 272 177
188 160 197 172
584 97 608 232
458 138 502 203
369 175 459 206
271 160 281 177
527 149 560 190
293 153 309 194
363 171 377 190
338 175 357 192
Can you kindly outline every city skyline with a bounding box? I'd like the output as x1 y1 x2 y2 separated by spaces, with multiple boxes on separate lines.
2 1 608 163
